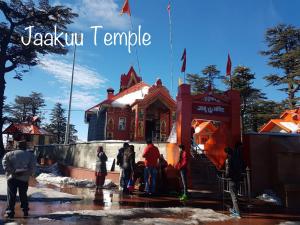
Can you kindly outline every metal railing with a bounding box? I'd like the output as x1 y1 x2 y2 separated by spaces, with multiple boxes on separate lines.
218 167 252 204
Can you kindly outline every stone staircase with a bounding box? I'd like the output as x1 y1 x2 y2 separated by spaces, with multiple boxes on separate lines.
190 154 219 189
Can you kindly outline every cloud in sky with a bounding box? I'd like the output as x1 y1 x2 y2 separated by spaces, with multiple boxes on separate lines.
45 90 102 110
54 0 131 30
39 56 107 90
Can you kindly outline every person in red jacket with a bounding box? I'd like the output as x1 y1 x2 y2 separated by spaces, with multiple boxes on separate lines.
176 144 189 200
142 139 160 195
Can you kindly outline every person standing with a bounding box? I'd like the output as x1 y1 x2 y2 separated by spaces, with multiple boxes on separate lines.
142 139 160 195
117 142 129 191
225 144 244 219
95 146 108 190
2 140 36 219
176 144 189 201
122 145 135 193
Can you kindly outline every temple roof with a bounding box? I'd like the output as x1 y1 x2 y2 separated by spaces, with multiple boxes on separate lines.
86 82 150 112
260 108 300 133
3 123 52 136
120 66 142 92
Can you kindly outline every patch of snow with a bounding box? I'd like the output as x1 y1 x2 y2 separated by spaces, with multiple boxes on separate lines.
256 190 282 206
36 173 95 188
36 173 117 189
279 222 300 225
47 207 230 224
111 86 149 107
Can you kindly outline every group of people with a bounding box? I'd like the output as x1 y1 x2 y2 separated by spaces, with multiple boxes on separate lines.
1 139 244 219
96 139 189 199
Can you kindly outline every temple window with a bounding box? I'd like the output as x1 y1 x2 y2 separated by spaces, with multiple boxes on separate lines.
118 117 126 131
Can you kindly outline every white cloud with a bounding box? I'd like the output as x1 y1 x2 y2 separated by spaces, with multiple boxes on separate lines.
39 56 107 90
46 90 102 110
80 0 131 30
55 0 132 30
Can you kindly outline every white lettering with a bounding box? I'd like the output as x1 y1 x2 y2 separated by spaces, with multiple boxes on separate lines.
90 26 103 46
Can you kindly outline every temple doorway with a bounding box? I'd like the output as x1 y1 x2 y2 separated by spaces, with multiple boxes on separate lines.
145 99 170 141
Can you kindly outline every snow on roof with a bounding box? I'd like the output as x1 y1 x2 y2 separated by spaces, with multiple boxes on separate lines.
111 86 150 107
280 122 299 133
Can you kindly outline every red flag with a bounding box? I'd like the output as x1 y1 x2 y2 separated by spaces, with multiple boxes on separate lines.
181 48 186 73
226 54 232 76
120 0 131 16
167 1 171 15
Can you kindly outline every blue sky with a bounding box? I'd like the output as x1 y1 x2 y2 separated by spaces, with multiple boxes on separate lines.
3 0 300 141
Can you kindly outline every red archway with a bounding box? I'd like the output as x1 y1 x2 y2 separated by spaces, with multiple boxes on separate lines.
176 84 241 169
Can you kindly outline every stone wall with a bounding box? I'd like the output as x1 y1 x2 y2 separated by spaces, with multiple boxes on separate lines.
35 141 168 171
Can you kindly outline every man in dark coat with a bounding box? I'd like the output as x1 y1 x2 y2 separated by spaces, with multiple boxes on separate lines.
2 140 36 218
122 145 135 193
117 142 129 191
225 143 245 218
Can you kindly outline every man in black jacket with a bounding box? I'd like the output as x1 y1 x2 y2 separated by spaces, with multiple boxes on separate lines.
225 143 244 218
117 142 129 191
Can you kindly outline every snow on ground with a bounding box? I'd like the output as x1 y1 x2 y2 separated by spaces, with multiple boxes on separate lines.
256 190 282 205
36 173 117 189
279 222 300 225
0 175 81 201
36 173 95 188
46 207 231 224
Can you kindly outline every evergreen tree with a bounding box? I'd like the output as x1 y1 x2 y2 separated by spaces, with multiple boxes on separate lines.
0 0 77 156
224 66 265 133
47 103 66 144
8 92 45 123
245 99 283 132
202 65 222 90
261 24 300 108
46 103 77 144
186 73 207 94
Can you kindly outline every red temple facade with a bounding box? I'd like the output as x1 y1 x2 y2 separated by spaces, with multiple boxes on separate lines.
85 67 176 141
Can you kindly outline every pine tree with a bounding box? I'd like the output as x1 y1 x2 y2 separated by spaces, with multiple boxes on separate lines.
0 0 77 156
186 73 207 94
202 65 222 90
224 66 266 133
47 103 66 144
261 24 300 108
8 92 45 123
46 103 77 144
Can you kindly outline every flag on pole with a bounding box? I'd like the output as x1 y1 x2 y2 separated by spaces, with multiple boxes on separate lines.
120 0 131 16
167 1 171 15
226 54 232 76
181 48 186 73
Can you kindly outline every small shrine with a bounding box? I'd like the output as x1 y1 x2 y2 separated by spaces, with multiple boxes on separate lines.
259 108 300 133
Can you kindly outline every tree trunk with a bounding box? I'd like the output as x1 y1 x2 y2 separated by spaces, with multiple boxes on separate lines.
0 73 6 157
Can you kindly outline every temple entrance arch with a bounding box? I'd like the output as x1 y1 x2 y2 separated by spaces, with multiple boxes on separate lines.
145 99 171 141
176 84 241 169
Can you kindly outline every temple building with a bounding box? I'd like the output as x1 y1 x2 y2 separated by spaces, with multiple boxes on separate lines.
85 67 176 142
259 108 300 133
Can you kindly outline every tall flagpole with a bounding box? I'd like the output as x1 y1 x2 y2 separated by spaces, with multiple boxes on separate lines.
64 44 77 144
168 1 174 95
129 17 142 75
